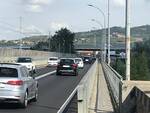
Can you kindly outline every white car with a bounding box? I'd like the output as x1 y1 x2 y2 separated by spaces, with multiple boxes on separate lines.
0 63 38 108
48 57 59 67
74 58 84 68
16 57 36 73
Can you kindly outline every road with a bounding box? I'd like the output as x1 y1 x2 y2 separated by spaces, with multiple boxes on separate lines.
0 64 91 113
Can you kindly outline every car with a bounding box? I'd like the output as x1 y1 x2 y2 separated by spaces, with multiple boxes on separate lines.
48 57 59 67
56 58 78 76
74 58 84 68
83 56 92 64
16 57 36 73
0 63 38 108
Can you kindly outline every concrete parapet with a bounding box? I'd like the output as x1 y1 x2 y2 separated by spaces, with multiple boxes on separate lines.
121 81 150 113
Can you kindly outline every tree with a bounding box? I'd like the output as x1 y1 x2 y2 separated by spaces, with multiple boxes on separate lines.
131 52 150 80
50 28 75 53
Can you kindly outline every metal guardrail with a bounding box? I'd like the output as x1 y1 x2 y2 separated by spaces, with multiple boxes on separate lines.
101 62 123 112
57 60 98 113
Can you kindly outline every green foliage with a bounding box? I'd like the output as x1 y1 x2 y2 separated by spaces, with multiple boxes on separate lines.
50 28 75 53
31 41 49 51
131 52 150 80
112 40 150 80
111 59 126 79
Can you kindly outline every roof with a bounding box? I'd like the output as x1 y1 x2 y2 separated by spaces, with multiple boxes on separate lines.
0 63 23 68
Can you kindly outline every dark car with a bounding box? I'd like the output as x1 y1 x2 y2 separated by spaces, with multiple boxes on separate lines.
83 56 92 64
56 58 78 76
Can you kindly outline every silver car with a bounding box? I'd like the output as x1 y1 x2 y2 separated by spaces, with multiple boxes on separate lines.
0 63 38 108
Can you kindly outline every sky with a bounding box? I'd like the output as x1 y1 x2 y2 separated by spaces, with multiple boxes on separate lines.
0 0 149 40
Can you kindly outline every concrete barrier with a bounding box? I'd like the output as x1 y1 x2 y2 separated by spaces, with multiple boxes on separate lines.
122 81 150 113
0 48 76 66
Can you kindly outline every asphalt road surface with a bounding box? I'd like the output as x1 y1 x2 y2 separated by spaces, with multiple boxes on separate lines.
0 64 92 113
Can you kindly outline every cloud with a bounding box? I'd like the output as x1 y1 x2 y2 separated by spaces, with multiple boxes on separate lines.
23 25 44 35
113 0 125 7
50 22 69 31
23 0 54 12
26 4 42 12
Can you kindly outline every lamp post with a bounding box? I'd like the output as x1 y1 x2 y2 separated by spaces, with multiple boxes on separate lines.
88 4 107 62
107 0 110 65
19 16 22 56
125 0 131 81
91 19 105 61
92 27 97 48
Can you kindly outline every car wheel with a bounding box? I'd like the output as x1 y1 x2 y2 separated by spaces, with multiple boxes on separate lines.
74 71 78 76
33 69 36 74
56 71 61 76
21 92 28 108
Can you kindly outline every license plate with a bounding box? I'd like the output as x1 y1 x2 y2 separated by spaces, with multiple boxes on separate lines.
63 65 70 67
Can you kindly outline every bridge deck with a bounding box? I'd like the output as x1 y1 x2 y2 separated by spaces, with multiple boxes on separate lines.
89 63 114 113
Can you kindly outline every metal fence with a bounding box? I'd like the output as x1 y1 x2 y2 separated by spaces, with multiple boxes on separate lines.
101 62 123 112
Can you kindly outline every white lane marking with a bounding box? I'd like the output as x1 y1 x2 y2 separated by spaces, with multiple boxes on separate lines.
57 87 78 113
35 70 56 80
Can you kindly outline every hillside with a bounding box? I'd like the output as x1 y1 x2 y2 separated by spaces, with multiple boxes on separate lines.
75 25 150 46
22 35 48 42
0 25 149 47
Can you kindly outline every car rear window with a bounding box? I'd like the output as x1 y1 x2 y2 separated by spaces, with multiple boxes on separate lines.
60 59 74 65
17 58 32 63
49 58 58 60
0 67 18 77
75 59 81 63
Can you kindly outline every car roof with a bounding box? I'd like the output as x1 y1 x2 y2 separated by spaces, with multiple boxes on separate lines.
17 57 32 59
74 58 82 60
0 63 24 69
49 57 58 59
60 58 75 60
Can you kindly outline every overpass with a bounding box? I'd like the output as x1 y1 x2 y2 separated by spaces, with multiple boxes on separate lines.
0 48 149 113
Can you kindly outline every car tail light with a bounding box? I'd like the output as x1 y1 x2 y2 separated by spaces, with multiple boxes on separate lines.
7 80 23 85
72 64 77 69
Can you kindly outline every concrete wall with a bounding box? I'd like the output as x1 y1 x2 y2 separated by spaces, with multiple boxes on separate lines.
0 48 76 66
121 81 150 113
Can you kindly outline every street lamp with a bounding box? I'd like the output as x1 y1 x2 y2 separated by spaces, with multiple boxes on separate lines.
91 19 105 61
107 0 111 65
88 4 107 62
125 0 131 81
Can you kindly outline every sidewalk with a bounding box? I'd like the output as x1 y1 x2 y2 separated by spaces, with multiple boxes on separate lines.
89 63 114 113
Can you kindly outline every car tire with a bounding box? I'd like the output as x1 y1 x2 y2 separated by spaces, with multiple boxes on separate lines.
74 71 78 76
56 71 61 76
21 92 28 108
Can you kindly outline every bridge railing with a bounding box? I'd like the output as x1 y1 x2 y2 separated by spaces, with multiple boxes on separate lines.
57 60 98 113
101 62 123 112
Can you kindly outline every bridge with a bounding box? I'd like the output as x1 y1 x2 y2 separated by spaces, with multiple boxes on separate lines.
0 48 149 113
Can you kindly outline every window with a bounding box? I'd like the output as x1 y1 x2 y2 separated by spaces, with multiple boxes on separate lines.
60 59 74 65
0 67 18 77
21 67 29 77
17 58 32 63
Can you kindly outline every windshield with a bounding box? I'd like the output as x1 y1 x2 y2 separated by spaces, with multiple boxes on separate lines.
17 58 32 63
0 67 18 77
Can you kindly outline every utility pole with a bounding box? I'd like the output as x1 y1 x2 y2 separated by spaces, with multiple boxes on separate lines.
48 31 51 51
125 0 130 81
107 0 110 65
19 16 22 56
